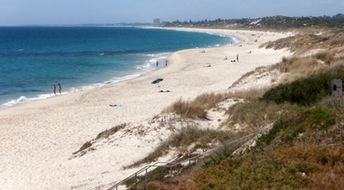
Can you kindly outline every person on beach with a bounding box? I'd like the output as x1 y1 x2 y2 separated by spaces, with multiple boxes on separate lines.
57 83 62 94
165 60 168 67
236 54 239 62
53 84 57 95
156 61 159 67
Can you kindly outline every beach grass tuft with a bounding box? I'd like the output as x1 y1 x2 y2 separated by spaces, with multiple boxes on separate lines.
164 93 227 119
95 123 126 140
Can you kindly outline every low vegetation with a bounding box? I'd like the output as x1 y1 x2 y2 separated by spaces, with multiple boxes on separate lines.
164 93 228 119
73 123 126 156
165 89 267 119
132 65 344 190
258 106 336 146
192 92 341 190
95 123 126 140
194 143 344 190
263 29 344 54
223 101 297 132
262 66 344 105
263 29 344 83
125 127 241 169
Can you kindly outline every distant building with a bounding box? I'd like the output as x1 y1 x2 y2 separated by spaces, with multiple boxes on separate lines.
153 18 161 25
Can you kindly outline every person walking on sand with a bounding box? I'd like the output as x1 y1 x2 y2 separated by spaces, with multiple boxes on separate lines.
57 83 62 94
53 84 57 95
165 60 168 67
156 61 159 67
236 54 239 62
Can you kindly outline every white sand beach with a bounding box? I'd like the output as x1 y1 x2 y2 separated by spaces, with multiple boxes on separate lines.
0 28 291 190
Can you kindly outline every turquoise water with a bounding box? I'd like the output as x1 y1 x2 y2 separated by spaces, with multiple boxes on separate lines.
0 27 232 107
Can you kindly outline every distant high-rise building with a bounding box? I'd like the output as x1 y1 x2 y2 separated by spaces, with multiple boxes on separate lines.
153 18 161 25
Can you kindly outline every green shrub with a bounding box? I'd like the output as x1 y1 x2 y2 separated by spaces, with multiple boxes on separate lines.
259 116 290 145
258 107 336 146
262 66 344 106
194 144 344 190
262 73 332 105
305 107 336 130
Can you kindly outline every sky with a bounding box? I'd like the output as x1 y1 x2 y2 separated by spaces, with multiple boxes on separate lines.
0 0 343 26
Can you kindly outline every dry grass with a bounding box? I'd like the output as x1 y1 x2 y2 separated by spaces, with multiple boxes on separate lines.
314 51 336 65
165 89 269 119
95 123 126 140
227 88 270 100
262 29 344 55
164 99 208 119
77 141 92 153
73 123 126 156
262 29 344 82
277 56 329 82
164 93 227 119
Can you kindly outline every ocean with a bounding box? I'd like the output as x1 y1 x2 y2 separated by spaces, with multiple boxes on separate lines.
0 27 232 107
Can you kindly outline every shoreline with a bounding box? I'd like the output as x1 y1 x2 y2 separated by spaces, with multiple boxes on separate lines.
0 28 291 190
0 51 172 109
0 29 230 109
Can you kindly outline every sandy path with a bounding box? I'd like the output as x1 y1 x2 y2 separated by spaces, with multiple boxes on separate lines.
0 28 291 190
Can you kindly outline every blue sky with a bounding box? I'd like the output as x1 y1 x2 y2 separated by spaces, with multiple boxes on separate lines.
0 0 343 25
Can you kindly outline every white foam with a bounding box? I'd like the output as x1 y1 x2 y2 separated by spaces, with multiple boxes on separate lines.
2 93 55 107
136 52 171 70
230 36 241 45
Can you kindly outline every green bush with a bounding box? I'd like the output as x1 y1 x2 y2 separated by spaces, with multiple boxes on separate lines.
259 116 290 145
262 66 344 106
262 73 332 105
258 107 336 146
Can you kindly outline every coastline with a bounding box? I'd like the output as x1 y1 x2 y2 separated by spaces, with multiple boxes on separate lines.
0 52 170 108
0 28 291 190
0 28 230 109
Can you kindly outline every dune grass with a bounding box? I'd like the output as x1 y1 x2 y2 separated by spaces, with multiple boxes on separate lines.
73 123 127 156
95 123 126 140
165 89 268 120
223 100 298 133
262 30 344 55
164 93 228 119
125 127 239 169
